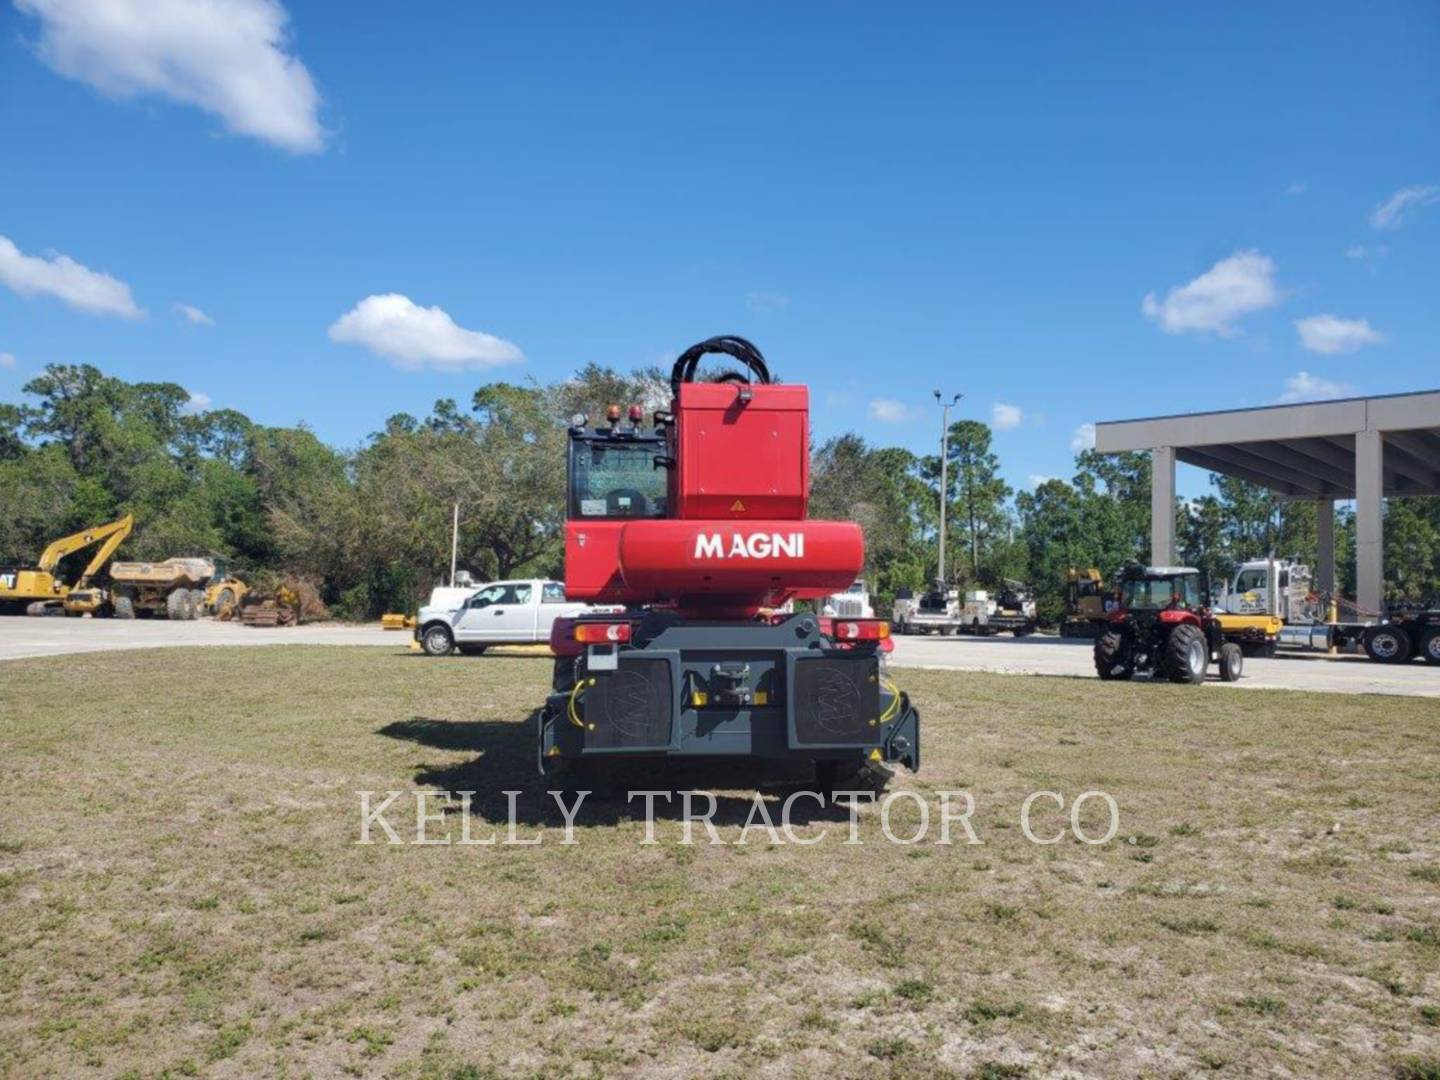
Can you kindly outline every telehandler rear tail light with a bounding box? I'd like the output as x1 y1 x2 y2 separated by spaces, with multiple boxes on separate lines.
574 621 632 644
628 403 643 422
833 619 890 641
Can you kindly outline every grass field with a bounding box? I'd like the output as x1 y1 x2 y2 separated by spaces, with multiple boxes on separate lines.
2 647 1439 1079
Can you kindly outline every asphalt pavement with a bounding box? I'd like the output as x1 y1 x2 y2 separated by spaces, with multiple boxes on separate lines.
2 615 1437 697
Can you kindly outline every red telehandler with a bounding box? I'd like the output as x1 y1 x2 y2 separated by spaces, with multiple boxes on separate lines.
540 336 920 792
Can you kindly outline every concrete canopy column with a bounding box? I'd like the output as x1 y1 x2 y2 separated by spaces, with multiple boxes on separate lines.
1316 498 1335 594
1152 446 1176 567
1355 429 1384 616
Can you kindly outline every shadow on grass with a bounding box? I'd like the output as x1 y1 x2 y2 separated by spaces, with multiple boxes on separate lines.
378 715 854 827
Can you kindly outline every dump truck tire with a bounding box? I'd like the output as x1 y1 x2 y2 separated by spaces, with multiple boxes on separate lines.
1219 642 1243 682
165 589 187 620
113 595 135 620
187 589 205 619
1094 630 1133 680
1363 625 1411 664
1165 623 1207 684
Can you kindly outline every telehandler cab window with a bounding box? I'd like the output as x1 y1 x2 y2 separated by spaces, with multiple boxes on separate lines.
568 438 667 520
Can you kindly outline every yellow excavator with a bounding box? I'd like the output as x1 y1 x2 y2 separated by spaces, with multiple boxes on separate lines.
0 514 134 615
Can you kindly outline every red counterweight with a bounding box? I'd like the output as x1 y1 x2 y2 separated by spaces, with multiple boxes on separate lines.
564 336 862 614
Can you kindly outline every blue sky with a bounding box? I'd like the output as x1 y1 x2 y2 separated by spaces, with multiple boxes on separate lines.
1 2 1437 497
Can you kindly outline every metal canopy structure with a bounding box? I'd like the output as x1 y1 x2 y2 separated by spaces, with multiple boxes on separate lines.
1094 390 1440 617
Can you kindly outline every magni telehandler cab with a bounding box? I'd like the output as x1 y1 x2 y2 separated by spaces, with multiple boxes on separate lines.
538 336 920 792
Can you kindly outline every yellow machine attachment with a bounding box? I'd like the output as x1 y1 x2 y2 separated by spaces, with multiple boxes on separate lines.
0 514 133 614
1214 612 1283 657
381 613 416 631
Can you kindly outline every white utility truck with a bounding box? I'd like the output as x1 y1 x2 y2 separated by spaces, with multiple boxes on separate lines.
415 579 602 656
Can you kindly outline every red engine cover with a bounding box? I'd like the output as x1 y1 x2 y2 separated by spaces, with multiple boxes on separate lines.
572 519 862 609
671 382 809 520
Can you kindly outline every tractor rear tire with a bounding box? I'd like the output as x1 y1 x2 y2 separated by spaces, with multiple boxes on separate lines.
1419 628 1440 665
1165 623 1207 684
113 595 135 620
1363 625 1411 664
1094 630 1134 680
1219 642 1243 682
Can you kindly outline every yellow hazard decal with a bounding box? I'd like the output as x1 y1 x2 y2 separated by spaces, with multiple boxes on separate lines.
730 499 746 512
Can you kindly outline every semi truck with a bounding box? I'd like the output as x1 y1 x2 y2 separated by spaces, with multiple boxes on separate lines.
1223 557 1439 665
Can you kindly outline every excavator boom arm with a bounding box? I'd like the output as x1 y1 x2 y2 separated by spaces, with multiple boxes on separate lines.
36 514 134 583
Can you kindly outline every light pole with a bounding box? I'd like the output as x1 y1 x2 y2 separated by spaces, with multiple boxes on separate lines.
933 391 963 588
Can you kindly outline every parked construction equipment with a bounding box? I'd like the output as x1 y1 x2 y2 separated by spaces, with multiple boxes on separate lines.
539 336 919 791
108 557 247 620
0 515 133 615
1095 565 1244 684
1061 567 1111 638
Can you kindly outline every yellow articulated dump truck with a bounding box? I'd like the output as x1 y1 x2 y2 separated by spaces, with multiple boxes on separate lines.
108 558 248 620
0 515 133 615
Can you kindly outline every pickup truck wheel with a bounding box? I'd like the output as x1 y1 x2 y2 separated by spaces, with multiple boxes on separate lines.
421 625 455 657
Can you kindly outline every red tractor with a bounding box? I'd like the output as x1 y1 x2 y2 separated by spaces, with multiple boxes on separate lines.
540 337 920 791
1094 565 1243 684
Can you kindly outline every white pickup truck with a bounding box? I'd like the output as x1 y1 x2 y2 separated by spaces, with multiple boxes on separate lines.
415 579 601 656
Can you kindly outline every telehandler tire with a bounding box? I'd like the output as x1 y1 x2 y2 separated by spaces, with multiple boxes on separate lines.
816 757 893 796
1165 623 1207 684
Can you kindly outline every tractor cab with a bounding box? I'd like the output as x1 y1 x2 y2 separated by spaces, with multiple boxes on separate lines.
1116 566 1204 614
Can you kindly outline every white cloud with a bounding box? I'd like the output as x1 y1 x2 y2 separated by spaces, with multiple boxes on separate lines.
0 234 143 318
1370 185 1439 230
744 291 789 314
869 398 913 423
1141 250 1280 336
1295 314 1386 355
1285 182 1306 196
1070 422 1096 452
0 352 16 369
328 294 525 372
1027 474 1057 489
991 403 1022 430
1276 371 1356 404
16 0 324 154
182 391 212 414
173 302 214 326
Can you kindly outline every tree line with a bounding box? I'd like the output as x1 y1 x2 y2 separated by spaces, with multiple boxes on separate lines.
3 364 1438 622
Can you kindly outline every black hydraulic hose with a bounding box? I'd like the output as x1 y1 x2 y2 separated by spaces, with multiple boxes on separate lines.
669 336 772 398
